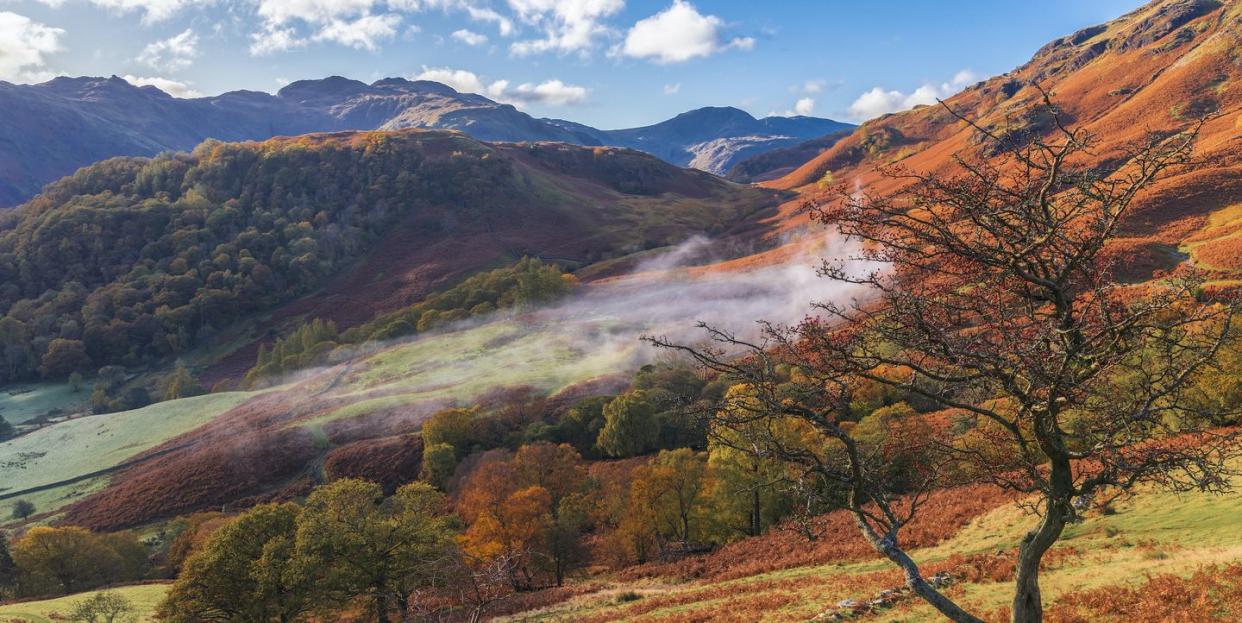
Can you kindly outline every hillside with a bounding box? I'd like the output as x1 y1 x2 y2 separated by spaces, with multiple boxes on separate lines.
0 76 849 207
765 0 1242 286
0 130 780 387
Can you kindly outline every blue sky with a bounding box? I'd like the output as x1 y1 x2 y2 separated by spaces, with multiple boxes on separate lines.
0 0 1144 128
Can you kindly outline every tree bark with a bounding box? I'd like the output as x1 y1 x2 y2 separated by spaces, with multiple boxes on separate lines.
1011 457 1072 623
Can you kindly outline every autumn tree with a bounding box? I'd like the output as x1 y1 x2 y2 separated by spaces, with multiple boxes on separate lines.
294 479 457 623
649 94 1238 623
159 503 312 623
458 444 589 589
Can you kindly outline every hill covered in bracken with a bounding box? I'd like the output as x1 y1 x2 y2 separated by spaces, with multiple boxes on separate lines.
768 0 1241 286
0 129 780 386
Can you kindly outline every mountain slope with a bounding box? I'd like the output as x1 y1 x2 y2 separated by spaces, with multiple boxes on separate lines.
0 130 781 385
0 76 850 207
766 0 1241 285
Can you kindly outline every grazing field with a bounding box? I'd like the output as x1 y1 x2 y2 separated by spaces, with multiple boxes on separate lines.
0 583 169 623
0 382 88 426
0 393 254 496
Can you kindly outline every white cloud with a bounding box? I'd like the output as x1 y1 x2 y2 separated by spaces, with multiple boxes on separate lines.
0 11 64 83
255 0 378 26
619 0 752 64
800 79 825 94
122 74 203 97
847 69 978 121
137 28 198 71
451 28 486 45
769 96 815 118
509 79 586 105
508 0 624 56
313 13 401 50
413 65 588 107
249 24 307 55
663 82 680 95
88 0 212 24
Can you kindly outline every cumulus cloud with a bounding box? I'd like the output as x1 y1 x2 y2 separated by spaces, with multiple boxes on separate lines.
313 13 401 50
620 0 753 64
137 28 198 71
508 0 624 56
509 79 586 105
663 82 680 95
451 28 486 45
88 0 212 23
0 11 64 83
769 96 815 118
250 24 307 55
413 65 588 107
122 74 203 97
848 69 978 121
249 0 409 53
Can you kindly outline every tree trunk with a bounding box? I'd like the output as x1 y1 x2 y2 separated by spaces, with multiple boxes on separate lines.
375 593 391 623
751 489 761 537
1011 459 1072 623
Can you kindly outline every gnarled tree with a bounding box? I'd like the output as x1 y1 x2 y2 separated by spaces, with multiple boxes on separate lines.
649 93 1239 623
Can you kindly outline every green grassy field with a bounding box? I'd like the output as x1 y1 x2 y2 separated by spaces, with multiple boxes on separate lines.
0 382 88 426
0 392 253 496
0 584 169 623
307 317 632 428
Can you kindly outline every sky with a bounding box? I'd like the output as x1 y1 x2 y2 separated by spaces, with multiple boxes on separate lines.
0 0 1145 129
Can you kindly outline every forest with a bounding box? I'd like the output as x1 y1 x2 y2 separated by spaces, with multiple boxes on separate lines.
0 132 511 384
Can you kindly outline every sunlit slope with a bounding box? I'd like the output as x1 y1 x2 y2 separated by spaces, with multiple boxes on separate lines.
497 470 1242 622
757 0 1242 286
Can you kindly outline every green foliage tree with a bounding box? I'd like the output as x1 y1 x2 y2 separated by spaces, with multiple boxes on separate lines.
9 526 147 596
162 361 204 401
159 503 311 623
294 479 458 623
10 500 34 520
596 391 660 458
420 442 458 490
68 591 138 623
68 371 84 392
0 532 17 599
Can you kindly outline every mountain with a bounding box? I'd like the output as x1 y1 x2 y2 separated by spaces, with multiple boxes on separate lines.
602 107 854 175
767 0 1241 286
0 76 849 207
724 129 855 182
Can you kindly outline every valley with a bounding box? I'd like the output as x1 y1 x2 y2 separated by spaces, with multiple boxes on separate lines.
0 0 1240 622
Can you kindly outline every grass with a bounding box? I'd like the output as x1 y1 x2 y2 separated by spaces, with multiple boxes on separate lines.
0 583 169 623
499 475 1242 622
0 392 254 496
0 382 88 426
306 318 632 428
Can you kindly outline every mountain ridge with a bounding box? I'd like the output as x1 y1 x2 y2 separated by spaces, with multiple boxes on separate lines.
0 75 852 207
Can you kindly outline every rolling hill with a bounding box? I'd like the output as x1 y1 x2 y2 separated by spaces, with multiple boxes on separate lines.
0 75 851 207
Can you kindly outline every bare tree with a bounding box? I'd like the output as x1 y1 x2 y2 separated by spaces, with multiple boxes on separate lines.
648 92 1239 623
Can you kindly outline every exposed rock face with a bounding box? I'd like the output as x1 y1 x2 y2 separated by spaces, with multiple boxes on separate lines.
0 77 851 207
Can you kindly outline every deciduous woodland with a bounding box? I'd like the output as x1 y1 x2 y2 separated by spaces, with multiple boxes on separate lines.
1 0 1241 622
